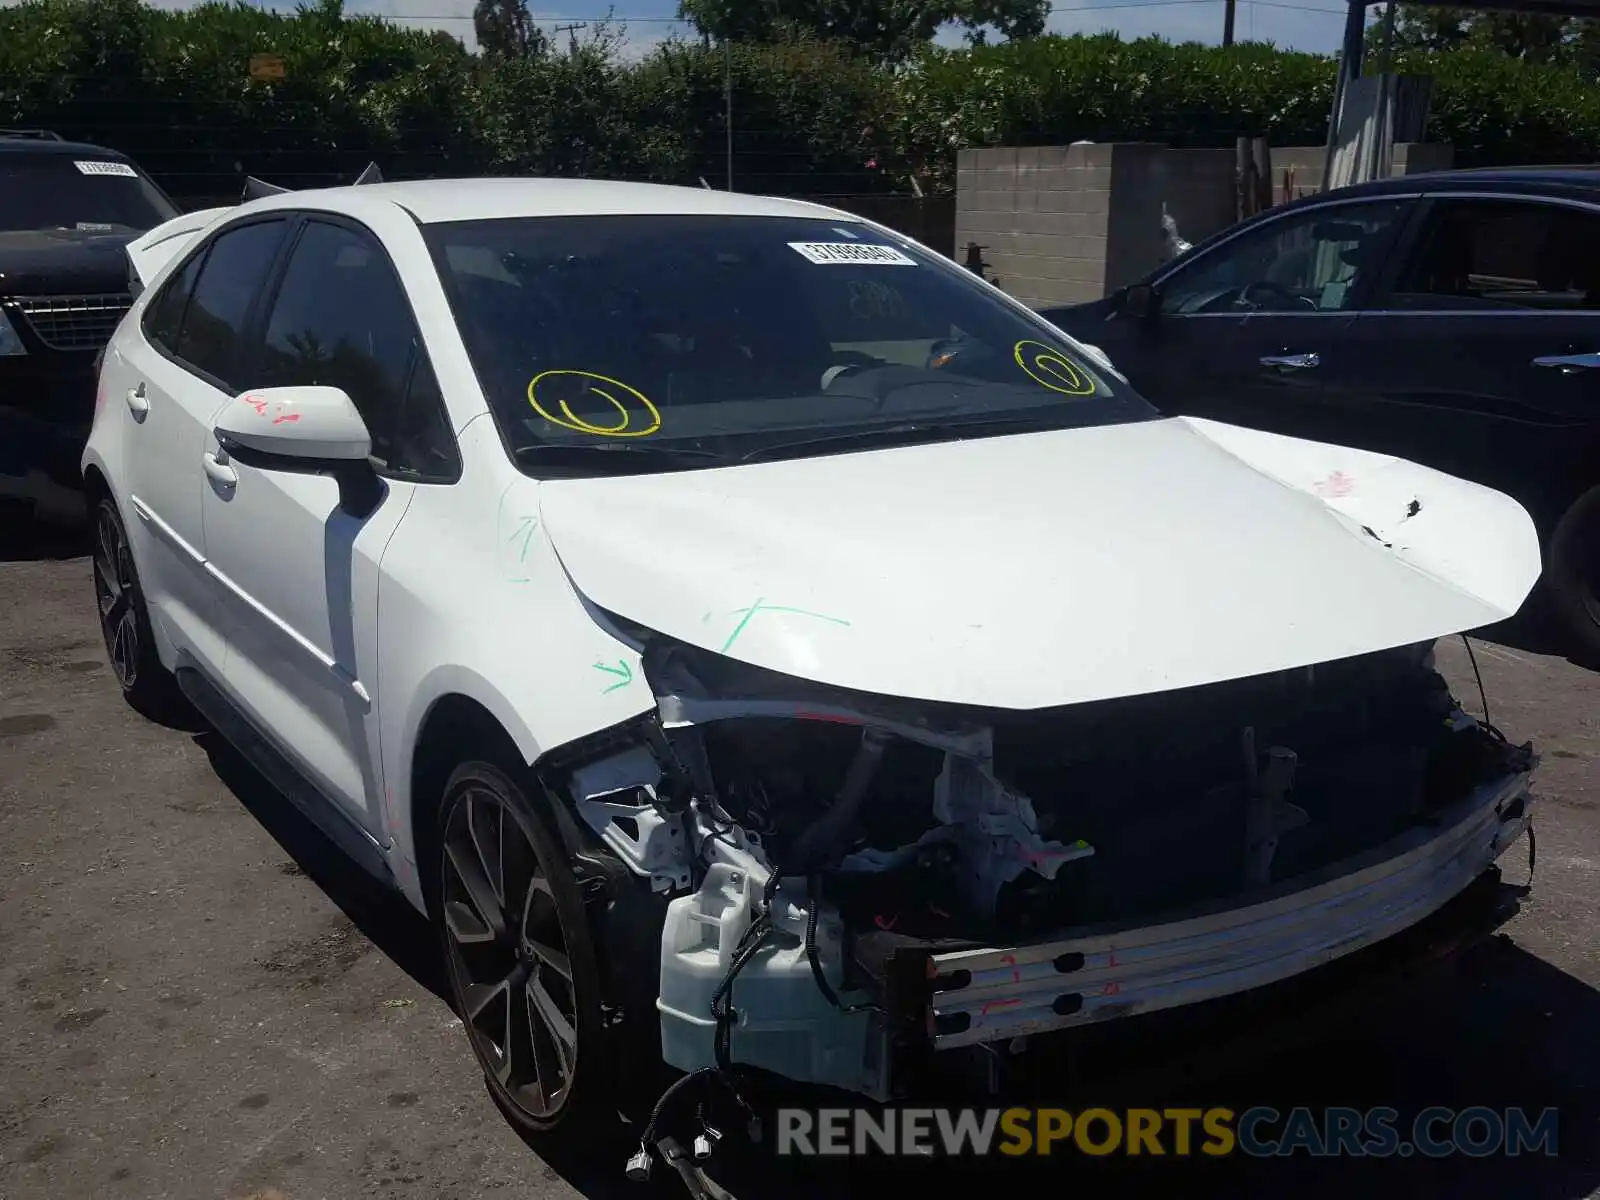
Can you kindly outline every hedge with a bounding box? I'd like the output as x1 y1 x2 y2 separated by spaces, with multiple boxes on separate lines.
2 0 1598 201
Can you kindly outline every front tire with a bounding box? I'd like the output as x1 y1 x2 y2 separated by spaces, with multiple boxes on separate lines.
436 759 610 1135
91 496 186 720
1545 485 1600 663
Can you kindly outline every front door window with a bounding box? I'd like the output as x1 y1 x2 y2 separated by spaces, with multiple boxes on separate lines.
1158 202 1406 316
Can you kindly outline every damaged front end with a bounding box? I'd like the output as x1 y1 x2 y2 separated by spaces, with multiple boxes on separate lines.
556 630 1536 1104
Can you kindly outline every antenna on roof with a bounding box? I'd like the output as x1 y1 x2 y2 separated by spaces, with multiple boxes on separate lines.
698 176 712 189
352 162 383 185
241 176 291 203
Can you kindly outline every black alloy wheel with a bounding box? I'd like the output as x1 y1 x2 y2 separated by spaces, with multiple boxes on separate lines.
437 762 604 1133
93 500 140 689
1547 484 1600 664
91 496 183 717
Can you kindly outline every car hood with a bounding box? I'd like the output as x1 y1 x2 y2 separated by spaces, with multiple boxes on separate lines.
537 416 1541 710
1038 295 1116 335
0 228 139 295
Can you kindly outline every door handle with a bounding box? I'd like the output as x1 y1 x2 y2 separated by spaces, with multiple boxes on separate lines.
202 450 237 488
1260 353 1321 371
1532 352 1600 373
125 382 150 416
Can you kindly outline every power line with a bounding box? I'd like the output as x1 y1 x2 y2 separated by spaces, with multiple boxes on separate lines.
551 18 587 52
247 0 1348 20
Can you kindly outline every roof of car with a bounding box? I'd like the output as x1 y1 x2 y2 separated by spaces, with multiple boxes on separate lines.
1313 164 1600 202
1154 164 1600 265
0 133 134 159
247 177 861 225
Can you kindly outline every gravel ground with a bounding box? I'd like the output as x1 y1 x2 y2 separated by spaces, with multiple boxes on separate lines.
1 528 1596 1200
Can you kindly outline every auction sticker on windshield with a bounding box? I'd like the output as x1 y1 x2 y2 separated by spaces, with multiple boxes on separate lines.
74 160 139 178
789 242 916 266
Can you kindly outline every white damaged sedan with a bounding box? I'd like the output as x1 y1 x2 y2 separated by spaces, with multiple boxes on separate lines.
87 177 1538 1167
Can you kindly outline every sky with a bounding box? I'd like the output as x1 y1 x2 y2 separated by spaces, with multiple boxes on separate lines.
330 0 1359 57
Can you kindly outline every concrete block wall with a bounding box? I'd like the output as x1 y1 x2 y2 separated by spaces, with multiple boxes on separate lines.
1271 143 1453 205
955 141 1244 304
955 143 1116 307
1271 147 1330 207
1161 148 1238 250
1392 141 1454 176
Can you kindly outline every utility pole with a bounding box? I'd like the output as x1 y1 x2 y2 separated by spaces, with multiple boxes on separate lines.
1223 0 1236 46
553 20 586 54
724 37 734 191
1379 0 1398 72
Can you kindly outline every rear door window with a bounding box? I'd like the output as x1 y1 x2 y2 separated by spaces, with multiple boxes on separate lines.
143 251 203 354
1385 199 1600 311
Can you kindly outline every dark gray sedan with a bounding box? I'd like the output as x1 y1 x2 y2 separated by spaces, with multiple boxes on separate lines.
1038 167 1600 659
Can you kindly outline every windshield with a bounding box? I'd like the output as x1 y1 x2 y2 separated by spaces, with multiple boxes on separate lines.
426 213 1157 474
0 155 178 233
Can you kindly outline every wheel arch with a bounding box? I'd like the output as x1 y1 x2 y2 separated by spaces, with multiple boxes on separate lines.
406 686 535 918
81 458 112 511
1544 480 1600 661
1566 435 1600 510
404 684 671 1110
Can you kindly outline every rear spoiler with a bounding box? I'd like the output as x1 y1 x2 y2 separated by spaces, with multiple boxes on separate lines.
126 162 385 292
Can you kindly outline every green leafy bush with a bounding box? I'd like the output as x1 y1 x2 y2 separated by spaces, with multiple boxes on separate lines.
2 0 1597 201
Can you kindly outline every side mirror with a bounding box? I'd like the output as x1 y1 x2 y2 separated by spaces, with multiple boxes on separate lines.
1122 283 1158 321
214 386 371 462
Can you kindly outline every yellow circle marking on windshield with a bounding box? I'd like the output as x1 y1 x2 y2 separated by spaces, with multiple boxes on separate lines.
1014 340 1096 397
527 369 661 438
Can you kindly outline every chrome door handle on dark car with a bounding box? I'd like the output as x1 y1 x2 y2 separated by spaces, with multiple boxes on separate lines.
1532 352 1600 373
1260 353 1320 371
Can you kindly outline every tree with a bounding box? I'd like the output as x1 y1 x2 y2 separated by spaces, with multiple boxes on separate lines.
1371 3 1600 73
677 0 1050 61
473 0 549 59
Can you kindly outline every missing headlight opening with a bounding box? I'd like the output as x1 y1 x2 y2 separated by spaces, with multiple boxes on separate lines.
562 635 1536 1171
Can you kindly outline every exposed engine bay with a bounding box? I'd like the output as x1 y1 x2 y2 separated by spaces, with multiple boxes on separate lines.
560 632 1536 1104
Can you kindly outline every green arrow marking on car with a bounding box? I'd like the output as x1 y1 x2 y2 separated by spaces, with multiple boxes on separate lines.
508 516 538 562
719 597 851 653
593 659 633 693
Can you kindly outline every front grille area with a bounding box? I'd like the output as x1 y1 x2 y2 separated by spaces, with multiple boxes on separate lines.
12 293 132 352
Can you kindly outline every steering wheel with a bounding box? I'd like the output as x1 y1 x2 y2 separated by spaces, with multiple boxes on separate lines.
820 349 882 392
1239 280 1318 312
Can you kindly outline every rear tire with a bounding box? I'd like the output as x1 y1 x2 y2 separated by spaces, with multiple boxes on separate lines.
435 758 612 1136
91 496 187 721
1545 485 1600 663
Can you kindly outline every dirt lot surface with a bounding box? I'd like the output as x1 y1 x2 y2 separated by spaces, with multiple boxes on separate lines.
2 527 1597 1200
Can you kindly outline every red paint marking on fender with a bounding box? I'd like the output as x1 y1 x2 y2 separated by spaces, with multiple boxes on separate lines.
1313 470 1355 498
271 411 301 424
1000 953 1021 984
980 998 1021 1016
1018 846 1069 866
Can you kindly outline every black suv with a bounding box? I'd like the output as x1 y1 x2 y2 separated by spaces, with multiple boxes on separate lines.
0 130 179 524
1039 168 1600 658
